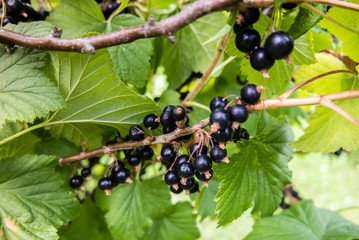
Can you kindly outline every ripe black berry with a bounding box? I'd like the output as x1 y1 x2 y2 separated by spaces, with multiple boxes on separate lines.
240 128 250 140
6 0 24 16
177 162 195 178
161 145 176 163
194 155 212 172
81 168 91 178
111 161 125 174
240 8 260 24
139 146 154 160
165 171 180 186
103 1 120 19
190 143 208 158
235 28 261 53
210 146 227 163
2 16 18 26
98 177 114 190
69 176 83 189
160 111 175 127
241 84 261 105
264 31 294 60
212 127 233 143
233 22 249 35
229 104 249 123
163 124 176 134
233 128 250 142
196 169 213 181
170 185 183 194
174 155 190 169
210 109 231 131
189 181 200 194
143 114 159 130
209 96 229 111
250 47 275 71
112 168 131 184
179 177 196 190
129 126 145 141
127 154 142 166
172 106 186 121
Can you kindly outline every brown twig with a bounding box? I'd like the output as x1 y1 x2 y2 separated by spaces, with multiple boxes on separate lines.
59 89 359 165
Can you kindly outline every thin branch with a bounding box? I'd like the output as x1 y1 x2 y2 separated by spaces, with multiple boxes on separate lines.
320 97 359 127
59 89 359 165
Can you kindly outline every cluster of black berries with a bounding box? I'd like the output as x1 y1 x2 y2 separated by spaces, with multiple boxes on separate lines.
233 8 294 78
1 0 49 26
69 168 92 189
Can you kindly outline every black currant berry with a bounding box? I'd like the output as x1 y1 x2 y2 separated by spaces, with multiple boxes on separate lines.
170 185 183 194
69 176 83 189
250 47 275 71
229 104 249 123
172 106 186 121
2 16 18 26
210 109 231 131
177 162 195 178
190 143 208 158
129 126 145 141
103 1 120 19
212 127 233 143
196 169 213 181
6 0 24 16
174 155 189 169
161 145 176 163
143 114 159 130
98 177 114 190
233 22 249 35
111 161 125 174
210 146 228 163
165 171 180 186
38 9 50 20
264 31 294 60
240 128 250 140
127 154 142 166
209 96 229 111
140 146 154 160
235 28 261 53
163 105 175 112
112 168 131 184
189 182 200 194
179 177 196 190
281 3 297 10
240 8 260 24
81 168 91 178
163 124 177 134
194 155 212 172
160 111 175 127
334 147 343 156
241 84 261 105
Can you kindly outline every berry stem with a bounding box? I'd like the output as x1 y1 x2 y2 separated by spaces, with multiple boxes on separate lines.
185 101 211 112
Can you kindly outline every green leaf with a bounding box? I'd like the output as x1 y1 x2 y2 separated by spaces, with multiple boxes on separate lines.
195 179 220 220
4 21 54 36
291 31 316 65
319 0 359 63
244 200 359 240
46 49 160 148
141 202 200 240
0 155 80 239
34 138 82 158
215 111 293 226
157 89 181 109
0 132 39 159
288 4 327 39
161 12 226 89
46 0 106 38
95 177 171 240
150 0 177 8
280 8 299 31
107 14 153 88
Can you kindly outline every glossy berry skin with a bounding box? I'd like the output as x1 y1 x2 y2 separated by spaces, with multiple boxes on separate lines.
210 146 227 163
143 114 159 130
129 126 145 141
189 182 199 194
165 171 180 186
174 155 190 169
111 161 125 174
161 145 176 163
233 22 249 35
240 128 250 140
160 111 175 127
69 176 83 189
190 143 208 158
235 28 261 53
210 96 229 111
229 104 249 123
250 47 275 71
210 109 231 130
179 177 196 190
196 169 213 181
112 168 131 184
163 105 175 112
212 127 233 142
264 31 294 60
241 84 261 105
2 16 18 26
127 154 142 166
194 155 212 172
177 162 195 178
163 125 176 134
81 168 91 178
240 8 260 24
170 185 183 194
6 0 24 16
172 106 186 121
140 146 154 160
98 177 114 190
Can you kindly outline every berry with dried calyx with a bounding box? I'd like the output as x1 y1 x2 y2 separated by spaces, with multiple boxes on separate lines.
241 84 261 105
210 145 228 163
177 162 195 179
229 104 249 123
69 176 83 189
210 109 231 132
172 105 186 121
98 177 114 190
250 47 275 77
212 127 233 143
112 168 132 184
178 177 196 190
170 185 183 194
165 171 180 189
210 96 229 111
196 169 213 182
161 145 176 163
129 125 145 141
235 28 261 53
143 114 159 130
194 155 212 172
264 31 294 60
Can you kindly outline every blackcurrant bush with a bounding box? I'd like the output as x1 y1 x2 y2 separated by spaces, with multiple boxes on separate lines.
6 0 24 16
235 28 261 53
210 109 230 131
164 171 180 186
189 181 200 194
233 22 249 35
210 146 227 163
177 162 195 179
264 31 294 60
160 111 175 127
241 84 261 105
174 155 190 169
163 125 176 134
98 177 114 190
170 185 183 194
140 146 154 160
179 177 196 190
143 114 159 130
129 126 145 141
194 155 212 172
212 127 233 143
196 169 213 181
161 145 176 163
229 104 249 123
127 154 142 166
112 168 131 184
172 105 186 121
190 143 208 157
81 168 91 178
250 47 275 72
209 96 229 111
69 176 83 189
240 8 260 24
281 3 297 10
